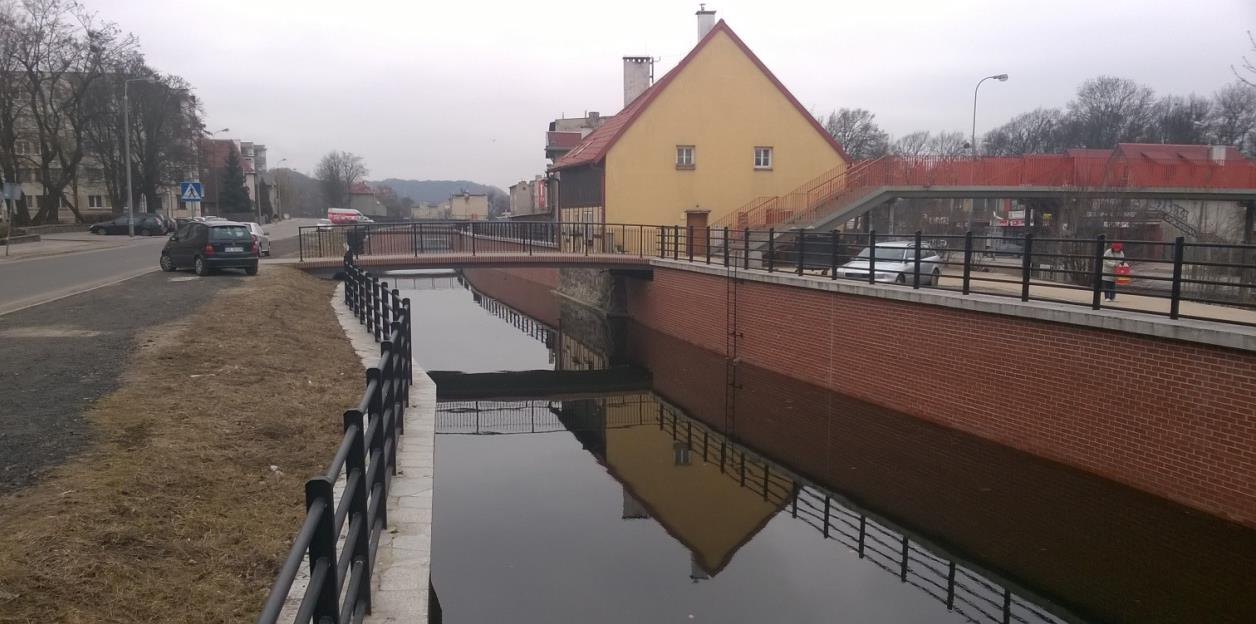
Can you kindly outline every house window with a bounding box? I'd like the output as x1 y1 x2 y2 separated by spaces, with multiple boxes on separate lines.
15 140 36 155
88 195 106 209
754 146 773 169
676 145 695 169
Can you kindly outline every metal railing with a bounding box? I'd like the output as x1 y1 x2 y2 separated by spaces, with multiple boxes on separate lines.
657 226 1256 327
256 257 413 624
298 221 1256 327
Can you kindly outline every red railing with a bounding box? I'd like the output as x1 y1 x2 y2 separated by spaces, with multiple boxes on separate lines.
717 154 1256 230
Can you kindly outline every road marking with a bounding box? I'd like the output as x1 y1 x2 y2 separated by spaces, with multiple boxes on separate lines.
0 266 160 318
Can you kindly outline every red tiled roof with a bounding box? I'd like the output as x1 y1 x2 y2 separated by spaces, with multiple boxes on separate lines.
546 131 585 149
550 20 850 171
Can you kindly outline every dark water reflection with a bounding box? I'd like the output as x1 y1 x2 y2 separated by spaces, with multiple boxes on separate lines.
392 272 1256 624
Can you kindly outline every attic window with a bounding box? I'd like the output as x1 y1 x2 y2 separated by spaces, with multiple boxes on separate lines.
754 146 773 170
676 145 695 169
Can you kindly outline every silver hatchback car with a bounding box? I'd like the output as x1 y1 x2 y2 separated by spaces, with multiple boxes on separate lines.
839 240 943 285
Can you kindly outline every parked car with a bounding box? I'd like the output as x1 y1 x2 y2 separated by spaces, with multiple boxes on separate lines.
316 218 334 231
838 240 943 285
245 222 271 256
159 221 259 276
89 214 168 236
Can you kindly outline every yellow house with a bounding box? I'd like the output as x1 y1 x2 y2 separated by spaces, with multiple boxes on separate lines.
549 19 849 227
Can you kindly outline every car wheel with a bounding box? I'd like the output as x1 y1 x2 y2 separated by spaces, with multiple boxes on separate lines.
245 264 258 276
194 256 210 276
159 254 176 272
932 269 942 286
895 273 906 285
92 227 103 235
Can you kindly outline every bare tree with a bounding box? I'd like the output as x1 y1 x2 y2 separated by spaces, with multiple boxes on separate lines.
891 131 931 157
1065 76 1157 148
820 108 890 160
0 3 27 218
1235 30 1256 87
315 150 367 208
1209 82 1256 155
1150 94 1212 145
982 108 1068 155
12 0 135 223
927 131 969 156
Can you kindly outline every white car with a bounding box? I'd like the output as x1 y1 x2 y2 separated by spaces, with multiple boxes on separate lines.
839 240 943 285
245 222 271 256
316 219 334 231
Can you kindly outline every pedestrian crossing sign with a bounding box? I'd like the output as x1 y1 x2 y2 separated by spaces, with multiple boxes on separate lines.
179 181 203 202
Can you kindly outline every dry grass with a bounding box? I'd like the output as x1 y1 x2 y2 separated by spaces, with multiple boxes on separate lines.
0 267 363 623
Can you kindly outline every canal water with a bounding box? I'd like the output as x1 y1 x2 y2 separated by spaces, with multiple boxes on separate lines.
392 271 1256 624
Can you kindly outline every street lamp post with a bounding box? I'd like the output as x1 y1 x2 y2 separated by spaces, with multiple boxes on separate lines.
123 77 154 237
971 73 1009 159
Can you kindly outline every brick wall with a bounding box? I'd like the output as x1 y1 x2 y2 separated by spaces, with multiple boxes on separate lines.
626 266 1256 528
628 322 1256 623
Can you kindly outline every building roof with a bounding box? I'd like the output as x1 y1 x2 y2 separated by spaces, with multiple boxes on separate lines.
551 20 850 171
349 182 373 194
546 131 585 149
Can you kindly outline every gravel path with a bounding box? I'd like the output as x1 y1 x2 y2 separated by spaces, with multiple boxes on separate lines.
0 270 240 492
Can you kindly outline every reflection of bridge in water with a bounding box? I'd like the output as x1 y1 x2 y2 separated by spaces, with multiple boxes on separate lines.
436 393 1068 624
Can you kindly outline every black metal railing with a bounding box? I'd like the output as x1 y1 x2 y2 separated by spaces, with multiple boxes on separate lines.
298 221 1256 327
256 257 413 624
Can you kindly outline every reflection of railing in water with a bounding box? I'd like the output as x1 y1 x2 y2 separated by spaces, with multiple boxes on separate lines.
435 394 1069 624
469 290 556 351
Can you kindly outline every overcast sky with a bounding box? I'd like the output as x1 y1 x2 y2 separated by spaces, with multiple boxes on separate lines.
97 0 1255 188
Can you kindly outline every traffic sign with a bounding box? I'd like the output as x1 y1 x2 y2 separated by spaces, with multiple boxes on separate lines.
179 181 203 202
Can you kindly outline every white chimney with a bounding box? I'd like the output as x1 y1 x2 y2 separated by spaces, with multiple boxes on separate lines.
1210 145 1227 164
696 4 716 41
622 56 654 107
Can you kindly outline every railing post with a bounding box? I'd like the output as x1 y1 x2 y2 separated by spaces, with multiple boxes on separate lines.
687 225 694 262
657 227 665 259
373 276 383 342
365 367 387 527
410 223 417 257
673 225 680 260
1170 236 1185 319
1021 233 1034 302
1091 234 1106 310
830 229 839 280
403 298 413 387
767 228 775 272
299 228 305 262
743 228 750 270
796 229 806 276
705 227 711 265
868 230 877 285
470 222 477 255
526 224 533 255
380 281 390 331
305 476 341 622
962 231 973 295
912 230 922 289
723 227 730 267
343 409 371 613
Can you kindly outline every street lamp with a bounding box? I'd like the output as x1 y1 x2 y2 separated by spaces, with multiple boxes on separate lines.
123 77 155 237
971 73 1008 159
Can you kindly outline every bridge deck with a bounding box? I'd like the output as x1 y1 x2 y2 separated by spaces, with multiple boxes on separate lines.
298 252 654 270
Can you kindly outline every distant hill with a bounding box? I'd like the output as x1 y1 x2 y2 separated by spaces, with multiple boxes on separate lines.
373 179 506 204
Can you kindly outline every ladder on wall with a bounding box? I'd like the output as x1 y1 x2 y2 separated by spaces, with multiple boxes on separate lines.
724 248 742 441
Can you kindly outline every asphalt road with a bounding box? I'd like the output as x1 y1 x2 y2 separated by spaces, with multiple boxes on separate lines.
0 237 167 316
0 271 239 492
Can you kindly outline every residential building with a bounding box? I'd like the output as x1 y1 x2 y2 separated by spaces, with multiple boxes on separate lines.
546 113 609 163
411 202 450 220
548 14 849 227
349 182 387 217
508 175 549 219
198 138 278 221
450 192 489 220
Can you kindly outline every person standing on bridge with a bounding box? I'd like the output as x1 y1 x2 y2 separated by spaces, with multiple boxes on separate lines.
1102 241 1126 301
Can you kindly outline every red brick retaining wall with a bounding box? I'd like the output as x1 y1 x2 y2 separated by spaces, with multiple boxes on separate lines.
626 265 1256 527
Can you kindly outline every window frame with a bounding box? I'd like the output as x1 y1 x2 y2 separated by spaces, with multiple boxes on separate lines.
753 146 773 170
675 145 695 170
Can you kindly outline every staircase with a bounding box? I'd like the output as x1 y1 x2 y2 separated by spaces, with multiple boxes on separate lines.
714 157 886 231
1155 201 1201 239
